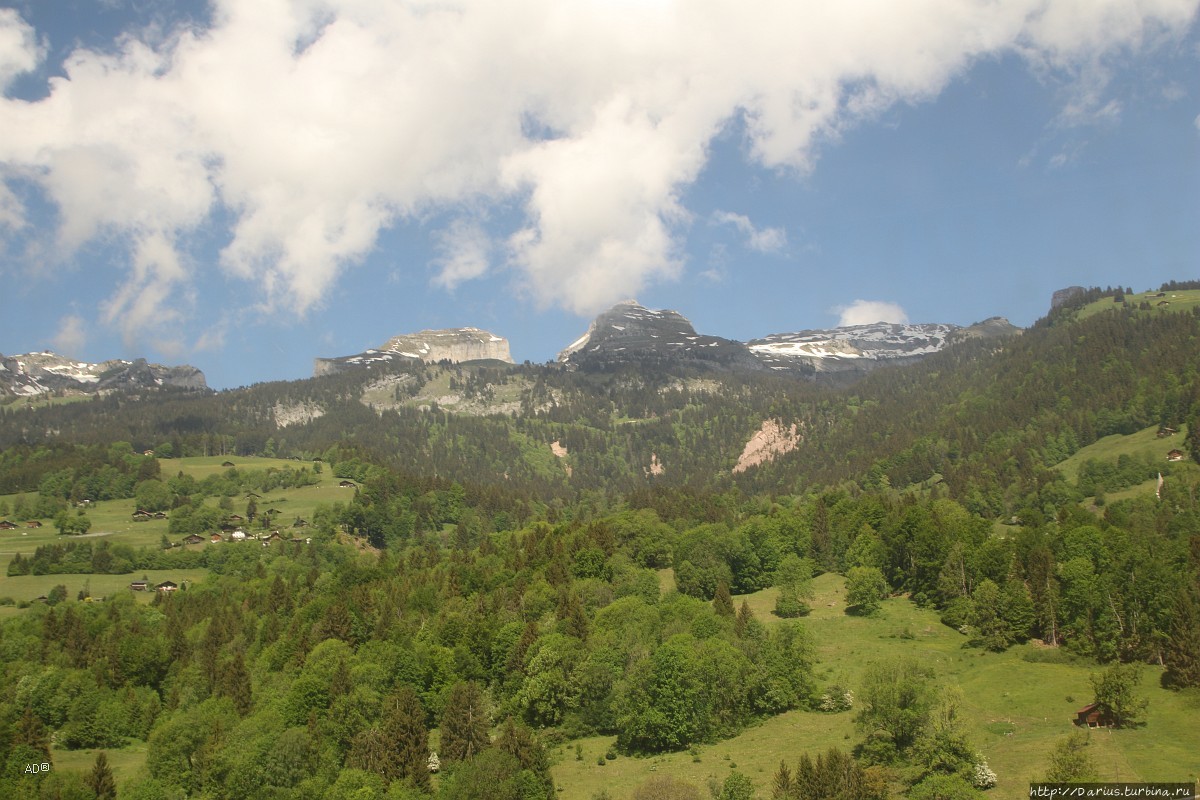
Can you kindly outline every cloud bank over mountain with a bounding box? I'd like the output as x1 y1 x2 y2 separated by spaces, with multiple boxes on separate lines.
0 0 1195 343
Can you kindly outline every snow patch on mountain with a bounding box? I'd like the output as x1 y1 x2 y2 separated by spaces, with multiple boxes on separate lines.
0 351 207 396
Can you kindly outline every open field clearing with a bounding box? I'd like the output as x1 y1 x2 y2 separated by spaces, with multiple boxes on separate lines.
551 573 1200 800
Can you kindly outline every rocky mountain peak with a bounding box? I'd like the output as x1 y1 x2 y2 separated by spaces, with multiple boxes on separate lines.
558 301 763 372
314 327 512 377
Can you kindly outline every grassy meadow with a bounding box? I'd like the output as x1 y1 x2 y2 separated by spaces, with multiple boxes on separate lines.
1053 423 1193 485
1076 288 1200 321
0 455 346 602
549 572 1200 800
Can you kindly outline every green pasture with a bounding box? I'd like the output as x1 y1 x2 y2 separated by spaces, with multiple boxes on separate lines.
551 572 1200 800
51 741 147 794
1053 423 1192 485
0 393 94 411
0 455 344 603
1075 288 1200 321
0 568 209 605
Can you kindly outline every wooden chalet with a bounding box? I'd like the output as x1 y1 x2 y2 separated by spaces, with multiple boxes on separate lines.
1167 449 1186 462
210 533 224 543
129 580 149 591
1074 703 1114 728
338 480 357 489
155 581 178 593
183 534 206 545
1157 426 1179 438
0 520 18 530
221 461 235 467
132 509 153 521
25 520 42 528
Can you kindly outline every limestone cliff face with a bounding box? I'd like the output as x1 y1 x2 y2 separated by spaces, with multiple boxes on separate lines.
380 328 512 364
314 328 512 376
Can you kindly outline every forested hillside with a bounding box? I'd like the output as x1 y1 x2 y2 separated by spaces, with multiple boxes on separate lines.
2 287 1200 799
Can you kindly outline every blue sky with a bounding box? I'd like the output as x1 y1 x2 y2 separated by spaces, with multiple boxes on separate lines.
1 0 1198 389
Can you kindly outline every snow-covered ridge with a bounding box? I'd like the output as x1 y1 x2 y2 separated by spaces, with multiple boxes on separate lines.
0 351 207 396
750 322 957 362
749 319 1017 374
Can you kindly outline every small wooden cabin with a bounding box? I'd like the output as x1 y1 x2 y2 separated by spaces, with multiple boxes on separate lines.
1074 703 1114 728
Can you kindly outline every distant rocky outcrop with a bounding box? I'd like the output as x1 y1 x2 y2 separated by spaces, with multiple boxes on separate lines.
1052 286 1087 309
733 419 802 474
315 328 513 376
0 351 207 396
558 300 763 372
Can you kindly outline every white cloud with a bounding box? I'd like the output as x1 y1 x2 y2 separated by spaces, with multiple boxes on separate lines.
52 314 86 356
712 211 787 253
0 182 23 229
431 219 492 290
0 0 1195 337
836 300 909 327
0 9 41 91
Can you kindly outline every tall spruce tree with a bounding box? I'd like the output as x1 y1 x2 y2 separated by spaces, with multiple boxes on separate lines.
441 681 491 762
1164 581 1200 688
713 580 735 617
86 751 117 800
380 685 431 790
497 717 554 799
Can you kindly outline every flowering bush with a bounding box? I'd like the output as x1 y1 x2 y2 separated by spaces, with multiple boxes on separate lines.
971 757 997 789
819 685 854 712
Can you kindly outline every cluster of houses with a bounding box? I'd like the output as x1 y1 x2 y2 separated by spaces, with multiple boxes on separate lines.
129 579 179 593
0 520 42 531
178 529 311 546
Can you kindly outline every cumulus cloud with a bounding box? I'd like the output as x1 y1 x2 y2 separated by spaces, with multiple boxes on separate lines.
712 211 787 253
0 0 1195 337
52 314 87 356
432 219 492 290
0 9 41 91
836 300 910 327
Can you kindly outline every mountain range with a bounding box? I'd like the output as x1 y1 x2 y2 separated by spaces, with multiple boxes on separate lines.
0 352 207 397
314 299 1018 379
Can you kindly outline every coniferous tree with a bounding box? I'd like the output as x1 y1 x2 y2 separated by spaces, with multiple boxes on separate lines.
14 705 51 762
220 652 253 716
380 685 431 790
86 751 117 800
1164 581 1200 688
441 681 491 762
770 760 793 799
713 580 735 617
497 717 554 799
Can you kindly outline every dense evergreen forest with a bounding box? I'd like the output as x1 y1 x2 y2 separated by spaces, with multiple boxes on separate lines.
2 287 1200 799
